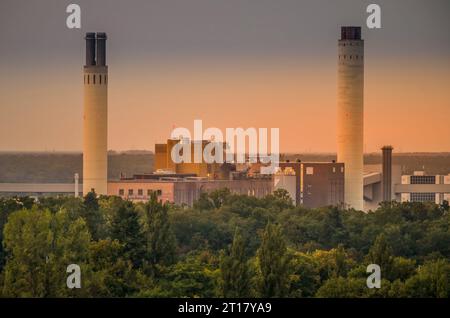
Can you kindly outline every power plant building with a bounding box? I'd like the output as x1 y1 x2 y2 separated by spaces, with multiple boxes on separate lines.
278 161 345 208
154 139 231 179
108 174 273 206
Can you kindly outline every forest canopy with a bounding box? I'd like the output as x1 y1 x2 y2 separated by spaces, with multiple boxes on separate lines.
0 189 449 298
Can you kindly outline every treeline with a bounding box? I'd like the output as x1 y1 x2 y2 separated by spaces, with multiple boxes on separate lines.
2 152 450 183
0 152 153 183
0 189 449 298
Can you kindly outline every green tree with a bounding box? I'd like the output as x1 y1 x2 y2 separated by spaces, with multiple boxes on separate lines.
220 229 253 297
289 251 321 297
402 259 450 298
316 277 366 298
110 200 145 268
86 239 138 297
264 189 294 211
256 223 292 297
0 197 35 271
440 200 449 212
312 245 355 282
159 252 219 297
194 188 231 210
82 191 105 240
143 192 177 276
2 208 90 297
366 233 395 280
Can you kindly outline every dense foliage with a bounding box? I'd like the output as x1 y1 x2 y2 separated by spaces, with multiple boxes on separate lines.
0 189 449 298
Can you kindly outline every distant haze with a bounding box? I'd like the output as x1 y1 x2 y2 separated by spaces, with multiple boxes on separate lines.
1 0 449 152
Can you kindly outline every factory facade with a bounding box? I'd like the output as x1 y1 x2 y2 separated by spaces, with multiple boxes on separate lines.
154 139 230 179
277 161 345 208
398 172 450 205
107 175 273 206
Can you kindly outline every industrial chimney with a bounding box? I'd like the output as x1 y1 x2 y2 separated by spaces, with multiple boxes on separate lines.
381 145 393 202
337 26 364 210
83 32 108 196
85 32 96 66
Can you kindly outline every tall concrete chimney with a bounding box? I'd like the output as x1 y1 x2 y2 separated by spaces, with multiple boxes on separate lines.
381 145 393 202
83 32 108 196
337 26 364 210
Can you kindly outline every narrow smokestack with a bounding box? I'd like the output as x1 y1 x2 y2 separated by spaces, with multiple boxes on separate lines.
85 32 96 66
96 32 107 66
382 145 393 202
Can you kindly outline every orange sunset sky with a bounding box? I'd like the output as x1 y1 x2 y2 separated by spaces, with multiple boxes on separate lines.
0 0 449 153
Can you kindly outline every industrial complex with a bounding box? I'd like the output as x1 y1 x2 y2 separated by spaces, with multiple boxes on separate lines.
1 27 449 211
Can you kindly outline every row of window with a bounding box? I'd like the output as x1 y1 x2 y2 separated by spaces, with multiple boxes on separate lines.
410 176 436 184
338 55 363 60
84 74 107 85
340 42 362 47
304 166 344 175
410 192 436 202
118 188 162 196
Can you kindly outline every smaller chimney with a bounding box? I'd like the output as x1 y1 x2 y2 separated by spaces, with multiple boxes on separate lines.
96 32 107 66
74 173 79 198
85 33 96 66
381 146 393 201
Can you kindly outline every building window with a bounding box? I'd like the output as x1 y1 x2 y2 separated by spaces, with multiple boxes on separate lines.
306 167 314 175
147 189 153 196
93 74 96 84
87 75 89 84
157 189 162 196
119 189 124 196
99 75 102 84
341 167 344 173
410 192 435 202
138 189 143 196
411 176 436 184
333 167 336 173
128 189 133 196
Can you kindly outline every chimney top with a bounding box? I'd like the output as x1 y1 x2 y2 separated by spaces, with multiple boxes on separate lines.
340 26 362 40
85 32 95 39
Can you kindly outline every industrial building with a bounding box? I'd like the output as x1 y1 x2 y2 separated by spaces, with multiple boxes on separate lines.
278 161 345 208
155 139 231 179
273 167 297 204
398 171 450 204
3 31 450 212
108 173 273 206
363 146 450 209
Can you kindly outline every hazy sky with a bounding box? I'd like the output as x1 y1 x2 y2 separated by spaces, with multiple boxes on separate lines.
0 0 449 152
